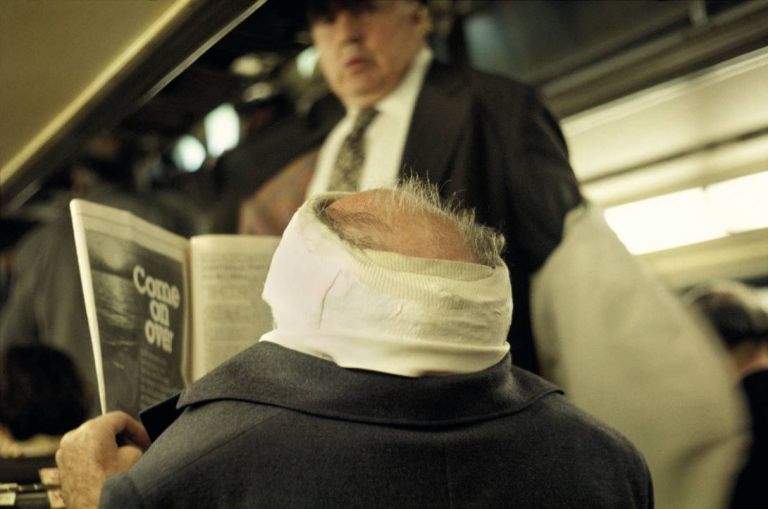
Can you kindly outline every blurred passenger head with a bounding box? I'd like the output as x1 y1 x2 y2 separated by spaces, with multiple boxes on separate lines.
308 0 431 108
0 345 89 441
70 136 138 196
687 280 768 377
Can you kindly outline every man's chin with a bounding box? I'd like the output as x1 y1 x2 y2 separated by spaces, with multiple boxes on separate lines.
341 81 392 107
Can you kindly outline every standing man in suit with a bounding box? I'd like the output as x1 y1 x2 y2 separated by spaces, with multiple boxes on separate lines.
242 0 582 373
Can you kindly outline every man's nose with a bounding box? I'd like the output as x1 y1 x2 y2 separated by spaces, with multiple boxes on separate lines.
335 10 365 43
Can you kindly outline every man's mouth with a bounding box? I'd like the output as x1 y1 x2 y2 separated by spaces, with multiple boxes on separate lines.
345 57 369 70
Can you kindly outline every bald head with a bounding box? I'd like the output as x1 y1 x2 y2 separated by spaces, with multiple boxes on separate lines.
326 189 475 263
315 182 505 267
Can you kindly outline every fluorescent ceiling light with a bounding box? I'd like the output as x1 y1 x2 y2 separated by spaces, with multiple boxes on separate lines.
204 103 240 158
171 135 206 173
705 171 768 233
604 188 728 254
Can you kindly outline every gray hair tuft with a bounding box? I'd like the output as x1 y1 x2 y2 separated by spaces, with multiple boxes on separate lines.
315 178 506 267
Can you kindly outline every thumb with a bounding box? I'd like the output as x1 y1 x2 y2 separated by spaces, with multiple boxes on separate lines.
113 444 144 472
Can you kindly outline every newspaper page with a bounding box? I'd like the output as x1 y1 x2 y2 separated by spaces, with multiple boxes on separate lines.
71 199 190 417
189 235 279 381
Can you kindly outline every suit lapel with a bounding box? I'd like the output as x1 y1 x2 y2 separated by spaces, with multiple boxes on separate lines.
402 62 472 186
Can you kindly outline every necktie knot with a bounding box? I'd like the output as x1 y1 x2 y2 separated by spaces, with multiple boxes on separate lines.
356 107 379 127
348 108 379 139
328 108 379 192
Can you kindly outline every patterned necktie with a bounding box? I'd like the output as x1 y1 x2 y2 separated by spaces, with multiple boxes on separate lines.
327 107 379 192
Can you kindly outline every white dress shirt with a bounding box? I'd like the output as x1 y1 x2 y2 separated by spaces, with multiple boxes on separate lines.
306 48 433 198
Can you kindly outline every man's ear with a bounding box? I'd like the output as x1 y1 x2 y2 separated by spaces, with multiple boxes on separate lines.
412 4 433 36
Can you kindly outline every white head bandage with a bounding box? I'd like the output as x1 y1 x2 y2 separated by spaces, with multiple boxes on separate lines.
260 192 512 376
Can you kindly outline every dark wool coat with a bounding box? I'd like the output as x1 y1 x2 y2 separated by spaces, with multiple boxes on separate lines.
100 342 652 508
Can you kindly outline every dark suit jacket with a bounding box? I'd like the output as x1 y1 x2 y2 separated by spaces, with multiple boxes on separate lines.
100 342 652 508
402 62 583 372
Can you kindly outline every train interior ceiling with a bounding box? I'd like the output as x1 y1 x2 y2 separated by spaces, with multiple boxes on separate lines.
1 0 767 301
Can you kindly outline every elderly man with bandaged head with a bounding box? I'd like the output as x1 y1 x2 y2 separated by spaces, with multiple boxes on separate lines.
55 181 652 509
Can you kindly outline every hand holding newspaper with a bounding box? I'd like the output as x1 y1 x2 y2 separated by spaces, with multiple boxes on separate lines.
70 199 279 417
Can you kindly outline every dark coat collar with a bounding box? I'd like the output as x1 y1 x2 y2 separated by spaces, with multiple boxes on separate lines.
142 342 560 441
186 342 557 424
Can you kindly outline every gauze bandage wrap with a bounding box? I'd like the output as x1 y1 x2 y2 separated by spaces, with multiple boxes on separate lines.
260 193 512 376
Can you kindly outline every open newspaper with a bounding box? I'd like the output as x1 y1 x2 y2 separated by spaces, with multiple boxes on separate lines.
70 199 279 417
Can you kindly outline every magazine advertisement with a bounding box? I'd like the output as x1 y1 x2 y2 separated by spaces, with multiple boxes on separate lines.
71 200 189 417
